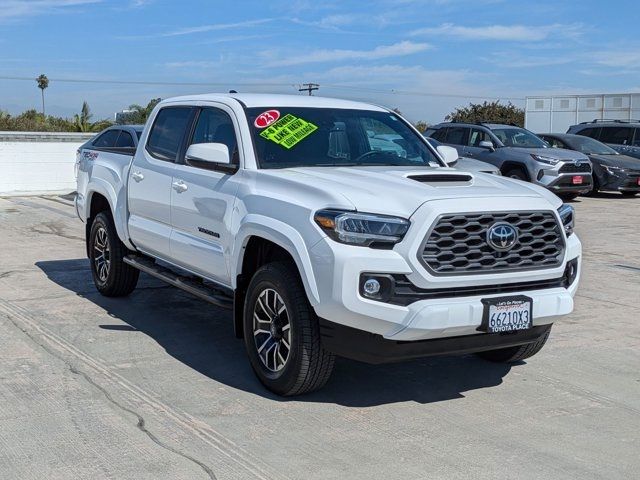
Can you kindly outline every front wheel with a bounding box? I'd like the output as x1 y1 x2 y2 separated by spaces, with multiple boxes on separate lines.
89 212 139 297
243 262 335 396
504 168 528 182
476 327 551 363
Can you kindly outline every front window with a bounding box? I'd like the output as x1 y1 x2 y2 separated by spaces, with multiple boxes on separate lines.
491 127 547 148
567 136 618 155
245 107 441 169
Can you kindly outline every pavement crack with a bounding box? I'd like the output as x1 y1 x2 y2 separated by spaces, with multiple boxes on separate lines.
68 366 217 480
2 309 216 480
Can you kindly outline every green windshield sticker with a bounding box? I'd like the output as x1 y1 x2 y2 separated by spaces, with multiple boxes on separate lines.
259 113 318 149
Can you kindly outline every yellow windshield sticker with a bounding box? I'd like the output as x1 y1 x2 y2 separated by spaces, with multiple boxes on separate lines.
259 113 318 149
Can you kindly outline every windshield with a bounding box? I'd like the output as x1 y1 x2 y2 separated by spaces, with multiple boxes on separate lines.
246 107 442 169
491 127 547 148
567 135 618 155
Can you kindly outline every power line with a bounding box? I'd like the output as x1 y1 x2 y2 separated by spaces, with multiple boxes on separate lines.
0 75 525 101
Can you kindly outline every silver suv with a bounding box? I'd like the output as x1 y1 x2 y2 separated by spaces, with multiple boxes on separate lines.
567 119 640 160
426 122 593 199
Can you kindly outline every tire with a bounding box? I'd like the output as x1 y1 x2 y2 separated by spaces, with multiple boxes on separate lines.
504 167 528 182
559 192 579 201
243 262 335 396
476 327 551 363
88 212 139 297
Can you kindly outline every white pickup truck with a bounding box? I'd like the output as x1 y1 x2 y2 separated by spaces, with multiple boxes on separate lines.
75 93 581 396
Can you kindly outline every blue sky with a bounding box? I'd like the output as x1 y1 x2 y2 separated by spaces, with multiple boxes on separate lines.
1 0 639 123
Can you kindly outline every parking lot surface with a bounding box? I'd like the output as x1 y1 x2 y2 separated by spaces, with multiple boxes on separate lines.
0 193 638 480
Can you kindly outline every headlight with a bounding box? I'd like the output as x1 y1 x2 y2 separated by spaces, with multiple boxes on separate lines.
314 209 410 247
557 204 574 237
603 165 627 175
531 154 560 165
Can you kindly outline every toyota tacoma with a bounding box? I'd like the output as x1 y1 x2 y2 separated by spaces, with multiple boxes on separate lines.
75 93 581 396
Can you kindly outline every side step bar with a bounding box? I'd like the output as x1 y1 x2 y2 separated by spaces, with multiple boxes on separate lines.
123 255 233 310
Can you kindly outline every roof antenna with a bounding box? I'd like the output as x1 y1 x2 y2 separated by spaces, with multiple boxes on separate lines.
229 89 238 93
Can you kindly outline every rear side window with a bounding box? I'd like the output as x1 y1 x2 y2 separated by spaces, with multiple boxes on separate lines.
190 108 239 163
633 129 640 147
430 128 448 142
599 126 634 145
146 107 192 161
445 127 468 145
115 131 135 148
92 130 120 148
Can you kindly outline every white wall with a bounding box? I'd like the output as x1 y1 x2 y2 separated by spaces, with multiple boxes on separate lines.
0 132 94 195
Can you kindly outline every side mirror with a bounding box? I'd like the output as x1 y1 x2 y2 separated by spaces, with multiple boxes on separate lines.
479 140 495 151
185 143 237 173
436 145 459 165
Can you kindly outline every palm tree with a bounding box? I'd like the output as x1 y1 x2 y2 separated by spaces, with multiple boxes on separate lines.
73 101 93 132
36 74 49 116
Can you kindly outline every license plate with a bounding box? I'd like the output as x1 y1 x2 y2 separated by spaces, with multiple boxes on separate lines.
572 176 583 185
480 296 532 333
637 177 640 186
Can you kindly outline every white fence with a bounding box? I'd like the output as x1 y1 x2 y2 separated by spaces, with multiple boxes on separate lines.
0 132 94 196
525 93 640 133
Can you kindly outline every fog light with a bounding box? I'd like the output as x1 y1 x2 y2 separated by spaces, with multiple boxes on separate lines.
363 278 381 297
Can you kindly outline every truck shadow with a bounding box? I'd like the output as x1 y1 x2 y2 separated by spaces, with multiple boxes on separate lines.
37 258 514 407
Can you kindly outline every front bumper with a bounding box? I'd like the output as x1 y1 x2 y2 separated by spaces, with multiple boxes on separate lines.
599 171 640 192
309 198 582 344
535 162 592 193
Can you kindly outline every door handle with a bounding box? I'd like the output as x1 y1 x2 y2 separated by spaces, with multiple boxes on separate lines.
172 180 188 193
131 171 144 182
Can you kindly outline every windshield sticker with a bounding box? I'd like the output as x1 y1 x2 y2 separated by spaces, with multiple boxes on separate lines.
254 109 280 129
259 113 318 149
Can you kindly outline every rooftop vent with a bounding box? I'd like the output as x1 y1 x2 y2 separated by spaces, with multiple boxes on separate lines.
408 174 473 185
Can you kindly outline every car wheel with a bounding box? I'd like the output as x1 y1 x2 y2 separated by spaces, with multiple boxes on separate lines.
476 327 551 363
559 192 579 201
243 262 335 396
89 212 139 297
504 168 528 182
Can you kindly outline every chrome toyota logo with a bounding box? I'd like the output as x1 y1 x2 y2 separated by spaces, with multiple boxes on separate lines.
486 223 519 251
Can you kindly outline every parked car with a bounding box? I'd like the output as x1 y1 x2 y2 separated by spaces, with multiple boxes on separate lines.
425 122 593 199
424 137 501 175
76 93 581 396
540 133 640 197
567 119 640 160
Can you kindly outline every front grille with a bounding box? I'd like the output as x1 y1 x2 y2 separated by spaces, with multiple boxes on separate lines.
559 162 591 173
420 211 565 275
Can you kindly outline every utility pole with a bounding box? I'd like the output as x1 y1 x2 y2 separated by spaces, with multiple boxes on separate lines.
298 83 319 96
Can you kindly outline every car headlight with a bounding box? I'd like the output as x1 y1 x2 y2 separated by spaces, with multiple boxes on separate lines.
314 209 410 247
531 154 560 165
558 203 574 237
603 165 627 175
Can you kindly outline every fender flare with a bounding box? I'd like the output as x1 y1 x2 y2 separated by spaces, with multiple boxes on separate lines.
85 179 135 251
232 214 321 306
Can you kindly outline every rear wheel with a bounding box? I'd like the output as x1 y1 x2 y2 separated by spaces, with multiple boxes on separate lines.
476 327 551 363
89 212 139 297
243 262 335 396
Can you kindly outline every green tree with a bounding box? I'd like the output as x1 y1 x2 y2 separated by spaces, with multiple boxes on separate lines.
118 98 161 124
73 101 93 132
445 101 524 126
414 121 430 133
36 74 49 116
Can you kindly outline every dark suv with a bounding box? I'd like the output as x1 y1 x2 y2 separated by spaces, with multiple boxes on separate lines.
425 122 592 199
567 120 640 160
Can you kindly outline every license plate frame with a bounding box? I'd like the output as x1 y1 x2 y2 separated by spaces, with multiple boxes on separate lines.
479 295 533 333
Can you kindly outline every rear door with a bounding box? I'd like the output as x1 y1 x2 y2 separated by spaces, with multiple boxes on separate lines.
128 106 194 259
169 105 241 285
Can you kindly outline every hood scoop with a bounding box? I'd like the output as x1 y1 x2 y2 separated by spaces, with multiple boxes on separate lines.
407 173 473 186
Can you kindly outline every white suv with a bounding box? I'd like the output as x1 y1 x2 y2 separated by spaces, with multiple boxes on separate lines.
75 93 581 396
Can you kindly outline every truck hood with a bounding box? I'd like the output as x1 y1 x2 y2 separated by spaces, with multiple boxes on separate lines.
272 166 559 217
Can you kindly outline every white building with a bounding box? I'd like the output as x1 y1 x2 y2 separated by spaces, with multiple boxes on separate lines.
525 93 640 133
